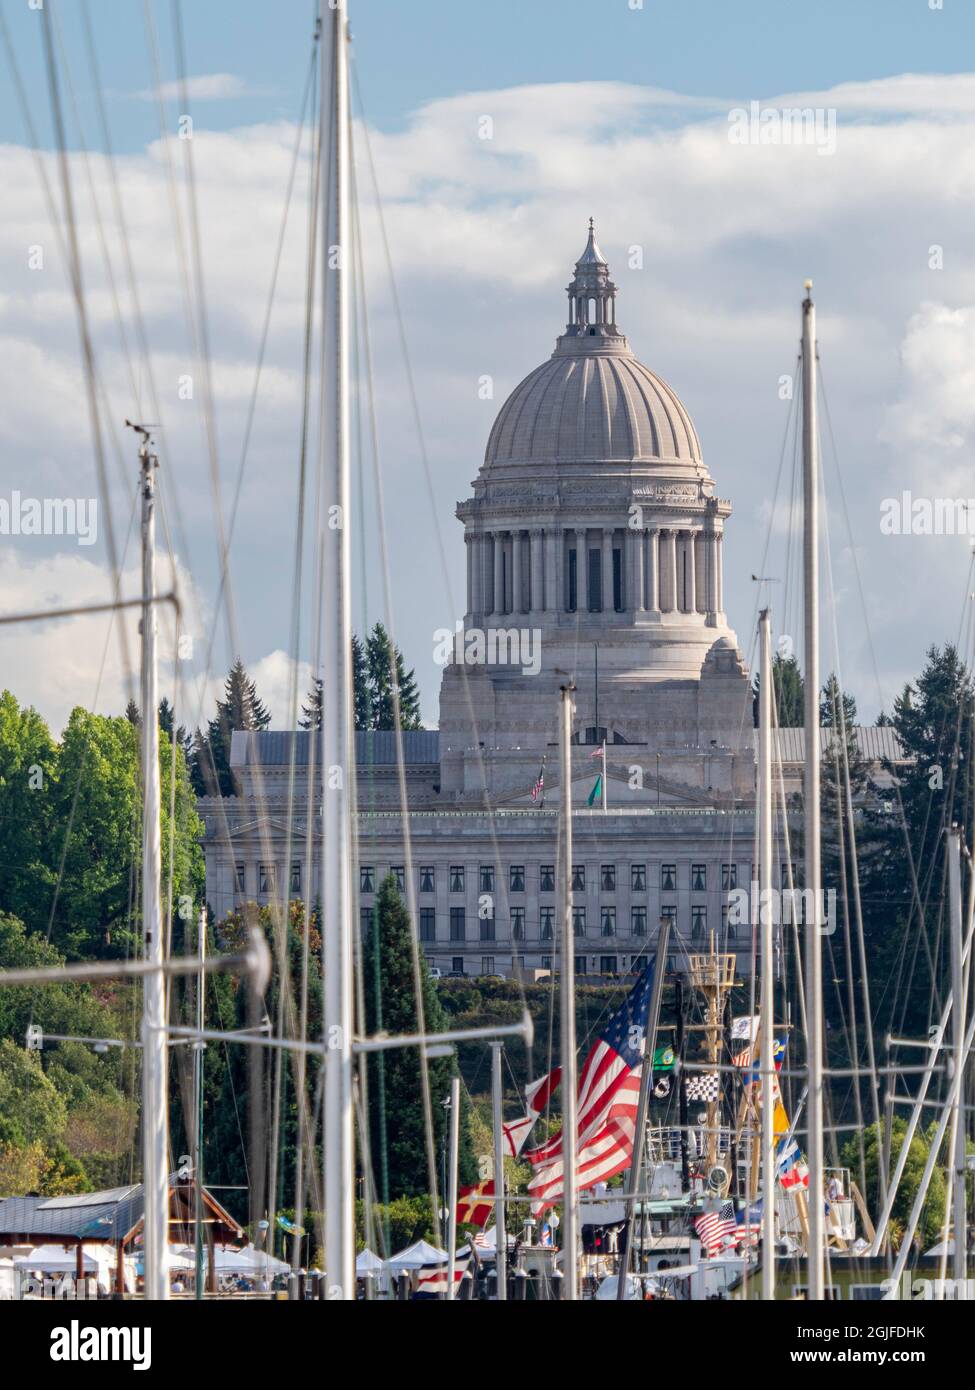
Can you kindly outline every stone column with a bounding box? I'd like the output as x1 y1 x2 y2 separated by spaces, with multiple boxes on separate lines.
706 531 718 614
662 529 678 612
545 529 558 612
694 533 707 613
493 531 506 614
481 532 494 615
467 532 476 614
512 530 523 614
684 530 696 614
574 527 587 611
716 532 724 612
647 529 659 612
601 528 614 612
530 529 544 613
634 528 646 612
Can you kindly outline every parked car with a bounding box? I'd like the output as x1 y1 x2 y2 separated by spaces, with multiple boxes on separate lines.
428 967 443 979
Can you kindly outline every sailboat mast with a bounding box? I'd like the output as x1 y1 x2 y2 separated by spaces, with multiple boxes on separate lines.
758 609 775 1299
801 282 825 1297
321 0 355 1300
559 684 579 1300
138 431 169 1302
948 829 967 1285
491 1043 507 1301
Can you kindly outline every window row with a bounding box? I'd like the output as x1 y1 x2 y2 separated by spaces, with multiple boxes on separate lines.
364 904 743 942
236 863 302 895
357 862 751 895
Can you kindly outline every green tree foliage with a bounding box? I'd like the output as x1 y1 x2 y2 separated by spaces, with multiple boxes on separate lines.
0 690 57 928
842 1120 945 1251
298 629 418 732
362 876 474 1201
193 659 272 796
752 650 805 728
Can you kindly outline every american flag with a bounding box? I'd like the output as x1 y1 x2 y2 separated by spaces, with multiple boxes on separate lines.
530 763 545 802
694 1201 738 1255
523 958 657 1212
416 1246 471 1294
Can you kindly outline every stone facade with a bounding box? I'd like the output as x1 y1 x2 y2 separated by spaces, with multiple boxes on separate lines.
199 226 904 976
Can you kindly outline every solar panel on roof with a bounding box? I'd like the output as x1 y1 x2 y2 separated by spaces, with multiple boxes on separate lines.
37 1185 139 1211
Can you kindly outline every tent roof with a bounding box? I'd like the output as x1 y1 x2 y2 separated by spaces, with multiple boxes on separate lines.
211 1243 289 1274
355 1248 384 1272
14 1243 101 1272
386 1238 448 1270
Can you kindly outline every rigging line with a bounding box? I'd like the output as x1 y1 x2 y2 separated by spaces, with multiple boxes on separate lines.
23 4 135 700
348 132 445 1252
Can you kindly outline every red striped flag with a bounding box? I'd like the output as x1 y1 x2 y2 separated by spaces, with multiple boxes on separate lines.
523 960 657 1213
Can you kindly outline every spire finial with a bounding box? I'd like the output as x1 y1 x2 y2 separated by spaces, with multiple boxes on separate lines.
588 216 594 233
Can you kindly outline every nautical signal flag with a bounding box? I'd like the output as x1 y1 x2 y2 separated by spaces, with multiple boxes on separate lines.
456 1179 494 1228
587 774 602 806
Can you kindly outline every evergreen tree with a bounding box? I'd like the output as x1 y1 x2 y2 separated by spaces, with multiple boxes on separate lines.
366 623 422 731
201 659 272 796
362 876 475 1199
752 651 804 728
124 698 140 727
158 698 192 759
298 678 323 731
353 634 372 730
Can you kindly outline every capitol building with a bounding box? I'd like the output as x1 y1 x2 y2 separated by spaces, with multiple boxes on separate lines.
200 225 895 978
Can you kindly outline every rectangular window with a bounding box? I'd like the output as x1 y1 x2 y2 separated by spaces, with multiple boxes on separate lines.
360 906 375 938
391 866 405 891
781 862 797 887
419 866 435 893
721 904 736 942
612 547 622 611
452 956 464 974
660 863 676 892
721 863 737 891
290 862 301 894
450 865 465 893
601 906 616 937
661 904 677 930
540 907 555 941
601 864 616 892
576 954 588 977
450 907 466 942
258 863 275 894
419 908 436 943
572 864 586 892
481 957 495 976
631 864 646 892
235 863 246 893
540 865 555 892
631 906 647 936
600 954 618 975
691 905 707 940
509 865 525 893
567 547 577 612
542 955 552 971
573 906 586 936
479 916 496 942
588 546 601 612
360 865 375 893
692 863 707 892
479 865 495 893
511 907 526 941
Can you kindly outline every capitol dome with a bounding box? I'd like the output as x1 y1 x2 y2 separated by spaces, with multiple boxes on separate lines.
484 221 702 469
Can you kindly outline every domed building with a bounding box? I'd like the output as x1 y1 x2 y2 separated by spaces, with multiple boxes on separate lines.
439 222 753 803
202 226 799 979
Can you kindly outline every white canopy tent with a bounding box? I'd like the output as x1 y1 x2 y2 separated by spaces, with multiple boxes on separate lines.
210 1244 290 1276
386 1239 448 1273
355 1247 384 1274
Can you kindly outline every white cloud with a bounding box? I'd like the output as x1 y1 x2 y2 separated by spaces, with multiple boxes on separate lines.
135 73 255 103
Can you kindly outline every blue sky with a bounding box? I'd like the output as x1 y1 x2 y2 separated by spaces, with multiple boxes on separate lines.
4 0 973 149
3 1 975 734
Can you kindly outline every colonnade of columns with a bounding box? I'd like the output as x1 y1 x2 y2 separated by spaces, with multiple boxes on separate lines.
466 525 723 617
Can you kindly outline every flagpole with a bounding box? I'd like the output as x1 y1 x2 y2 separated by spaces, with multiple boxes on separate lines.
446 1075 460 1301
615 915 671 1300
491 1043 507 1301
559 683 579 1301
601 740 607 813
758 608 776 1300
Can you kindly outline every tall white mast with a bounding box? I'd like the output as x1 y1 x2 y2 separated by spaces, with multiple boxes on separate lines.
948 829 967 1286
138 428 169 1301
321 0 355 1300
758 609 776 1300
801 282 825 1297
559 685 579 1300
491 1042 507 1301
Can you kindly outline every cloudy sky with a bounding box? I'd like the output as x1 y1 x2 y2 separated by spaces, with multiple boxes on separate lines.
2 0 975 736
